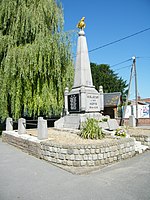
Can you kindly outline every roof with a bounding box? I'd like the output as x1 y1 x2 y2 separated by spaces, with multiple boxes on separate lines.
140 98 150 103
138 101 148 105
131 98 150 105
104 92 121 107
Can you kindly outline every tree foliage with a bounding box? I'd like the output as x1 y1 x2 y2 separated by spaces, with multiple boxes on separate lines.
0 0 74 120
91 63 128 99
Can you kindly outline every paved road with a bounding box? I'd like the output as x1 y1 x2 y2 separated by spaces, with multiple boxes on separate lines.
0 139 150 200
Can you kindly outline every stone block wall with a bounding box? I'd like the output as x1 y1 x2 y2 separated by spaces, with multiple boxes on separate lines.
2 131 136 168
2 131 41 158
40 139 135 167
130 135 150 148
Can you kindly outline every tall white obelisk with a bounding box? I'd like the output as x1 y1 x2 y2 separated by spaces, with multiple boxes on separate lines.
73 29 93 88
54 17 104 129
67 17 102 113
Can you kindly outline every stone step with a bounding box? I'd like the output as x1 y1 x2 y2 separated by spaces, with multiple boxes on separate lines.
134 140 148 154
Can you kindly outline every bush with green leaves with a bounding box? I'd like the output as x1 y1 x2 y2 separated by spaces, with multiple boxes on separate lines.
99 118 108 122
80 118 105 139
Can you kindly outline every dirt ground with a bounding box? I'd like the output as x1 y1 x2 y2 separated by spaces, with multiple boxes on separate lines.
128 127 150 136
26 128 115 145
26 126 150 145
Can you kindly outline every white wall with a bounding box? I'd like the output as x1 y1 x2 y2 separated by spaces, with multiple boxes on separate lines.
124 104 150 118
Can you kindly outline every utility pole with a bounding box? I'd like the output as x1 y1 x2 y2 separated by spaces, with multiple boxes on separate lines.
132 56 138 126
122 56 138 126
122 62 134 125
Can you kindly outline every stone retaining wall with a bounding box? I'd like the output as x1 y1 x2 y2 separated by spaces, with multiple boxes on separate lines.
40 139 135 167
130 135 150 148
2 131 41 158
2 131 136 168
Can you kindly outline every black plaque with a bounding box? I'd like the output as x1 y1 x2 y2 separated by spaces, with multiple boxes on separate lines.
68 94 79 112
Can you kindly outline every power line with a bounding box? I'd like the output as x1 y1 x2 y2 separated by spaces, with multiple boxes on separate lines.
110 59 132 68
110 56 150 70
114 65 132 72
88 27 150 53
138 56 150 59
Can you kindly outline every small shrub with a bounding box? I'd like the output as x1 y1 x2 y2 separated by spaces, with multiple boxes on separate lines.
99 118 108 122
80 118 105 139
115 128 127 137
101 118 108 122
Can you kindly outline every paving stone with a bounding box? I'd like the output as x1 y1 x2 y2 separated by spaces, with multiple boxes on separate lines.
85 149 90 154
108 157 114 163
60 148 67 154
80 161 86 166
95 148 100 154
79 149 85 155
92 154 98 160
87 160 95 166
58 154 65 160
73 161 80 167
75 155 82 161
70 155 75 161
90 149 95 154
67 148 74 155
67 160 73 166
98 154 103 160
73 149 79 155
83 155 88 161
88 155 93 161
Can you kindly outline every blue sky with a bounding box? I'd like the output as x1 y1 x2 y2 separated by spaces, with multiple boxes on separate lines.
61 0 150 99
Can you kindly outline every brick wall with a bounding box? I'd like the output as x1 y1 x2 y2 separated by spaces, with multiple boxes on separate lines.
117 118 150 126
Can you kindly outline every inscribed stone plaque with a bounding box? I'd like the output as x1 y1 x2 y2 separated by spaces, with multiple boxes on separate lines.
68 94 79 112
107 119 119 130
86 93 100 112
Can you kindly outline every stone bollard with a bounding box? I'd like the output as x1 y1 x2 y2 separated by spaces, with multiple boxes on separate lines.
18 118 26 134
64 87 69 115
99 85 104 111
38 117 48 140
129 115 136 127
6 117 13 131
37 117 44 130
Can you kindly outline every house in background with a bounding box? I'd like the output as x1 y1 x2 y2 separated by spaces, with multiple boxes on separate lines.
103 92 122 118
125 97 150 119
138 97 150 104
103 93 150 125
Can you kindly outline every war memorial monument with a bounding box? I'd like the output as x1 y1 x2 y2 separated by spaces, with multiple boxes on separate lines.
2 18 149 172
55 17 104 129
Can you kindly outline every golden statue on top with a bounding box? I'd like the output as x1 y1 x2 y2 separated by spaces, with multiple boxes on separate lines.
77 17 86 30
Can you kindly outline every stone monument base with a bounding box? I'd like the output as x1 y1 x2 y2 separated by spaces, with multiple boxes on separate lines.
68 86 103 113
54 112 103 129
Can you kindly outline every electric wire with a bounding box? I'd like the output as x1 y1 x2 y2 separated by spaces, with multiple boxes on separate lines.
110 59 132 68
88 27 150 53
138 56 150 59
110 56 150 72
73 27 150 58
114 65 132 72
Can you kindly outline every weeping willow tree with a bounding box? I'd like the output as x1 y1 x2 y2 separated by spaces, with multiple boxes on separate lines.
0 0 74 120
